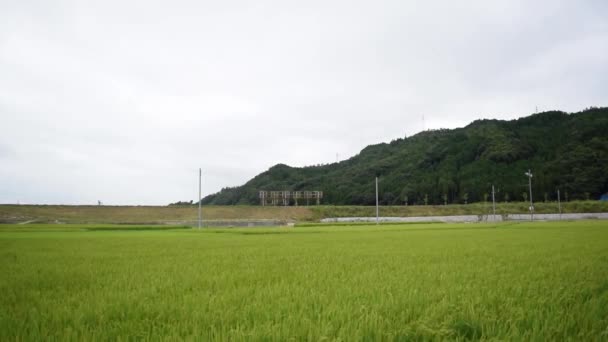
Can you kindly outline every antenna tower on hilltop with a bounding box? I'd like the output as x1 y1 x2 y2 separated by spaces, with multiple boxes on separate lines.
422 114 426 131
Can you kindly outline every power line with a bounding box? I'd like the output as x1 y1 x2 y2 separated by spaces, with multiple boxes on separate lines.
375 176 379 225
525 169 534 221
198 168 202 229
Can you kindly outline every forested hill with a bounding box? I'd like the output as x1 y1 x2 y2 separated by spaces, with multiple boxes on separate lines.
202 107 608 205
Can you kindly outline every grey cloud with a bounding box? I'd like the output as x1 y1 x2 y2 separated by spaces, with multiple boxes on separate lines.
1 0 607 204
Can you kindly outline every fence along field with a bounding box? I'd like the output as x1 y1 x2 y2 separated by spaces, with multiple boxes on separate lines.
1 221 607 340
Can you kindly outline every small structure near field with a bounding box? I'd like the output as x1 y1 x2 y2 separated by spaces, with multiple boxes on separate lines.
259 191 323 206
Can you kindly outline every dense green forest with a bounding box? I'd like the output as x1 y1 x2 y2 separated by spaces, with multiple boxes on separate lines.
201 108 608 205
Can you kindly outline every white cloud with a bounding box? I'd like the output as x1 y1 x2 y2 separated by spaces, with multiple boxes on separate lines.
1 0 607 204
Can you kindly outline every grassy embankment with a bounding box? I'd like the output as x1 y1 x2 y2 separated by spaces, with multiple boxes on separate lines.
1 221 607 339
1 201 607 224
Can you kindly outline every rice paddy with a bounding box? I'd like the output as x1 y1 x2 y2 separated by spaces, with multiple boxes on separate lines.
1 221 607 340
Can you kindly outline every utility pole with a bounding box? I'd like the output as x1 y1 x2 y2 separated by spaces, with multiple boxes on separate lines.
375 177 379 225
525 169 534 221
557 189 562 220
492 185 496 221
198 168 202 229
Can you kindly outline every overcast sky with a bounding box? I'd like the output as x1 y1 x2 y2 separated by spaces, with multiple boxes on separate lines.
1 0 607 205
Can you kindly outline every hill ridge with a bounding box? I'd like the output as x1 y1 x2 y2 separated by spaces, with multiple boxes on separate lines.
202 108 608 205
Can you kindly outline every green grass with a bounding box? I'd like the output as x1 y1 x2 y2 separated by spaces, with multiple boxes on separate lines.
310 201 608 220
1 221 608 340
2 201 607 224
294 221 441 228
0 223 190 232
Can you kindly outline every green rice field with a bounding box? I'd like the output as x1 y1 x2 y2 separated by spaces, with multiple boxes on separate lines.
1 221 608 340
